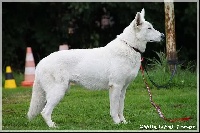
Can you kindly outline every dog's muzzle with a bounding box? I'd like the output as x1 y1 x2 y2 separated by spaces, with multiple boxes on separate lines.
161 33 165 41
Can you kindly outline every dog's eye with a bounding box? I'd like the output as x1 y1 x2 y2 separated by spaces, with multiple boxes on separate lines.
148 27 152 30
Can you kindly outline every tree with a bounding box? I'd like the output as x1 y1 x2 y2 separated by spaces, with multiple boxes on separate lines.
2 2 197 71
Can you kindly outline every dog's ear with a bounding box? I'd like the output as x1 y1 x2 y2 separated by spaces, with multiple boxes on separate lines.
134 8 145 28
140 8 145 19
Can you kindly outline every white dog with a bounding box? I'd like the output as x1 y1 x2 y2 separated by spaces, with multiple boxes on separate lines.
27 8 164 128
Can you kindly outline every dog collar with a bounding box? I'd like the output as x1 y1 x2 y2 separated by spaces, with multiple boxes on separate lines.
119 39 142 54
128 45 142 54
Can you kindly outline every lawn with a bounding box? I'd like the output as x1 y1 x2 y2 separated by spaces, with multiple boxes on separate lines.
1 71 198 131
1 51 198 131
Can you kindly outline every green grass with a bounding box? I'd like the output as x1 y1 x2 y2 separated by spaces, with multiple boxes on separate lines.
2 71 197 131
1 52 198 131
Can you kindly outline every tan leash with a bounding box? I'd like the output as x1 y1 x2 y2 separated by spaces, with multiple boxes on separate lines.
140 57 191 122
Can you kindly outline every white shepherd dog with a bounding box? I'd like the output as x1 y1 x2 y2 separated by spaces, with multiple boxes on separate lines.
27 8 164 128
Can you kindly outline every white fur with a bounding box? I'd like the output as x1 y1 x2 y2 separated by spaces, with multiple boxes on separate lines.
27 8 164 128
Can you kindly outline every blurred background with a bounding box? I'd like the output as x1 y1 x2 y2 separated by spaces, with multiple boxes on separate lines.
2 2 197 72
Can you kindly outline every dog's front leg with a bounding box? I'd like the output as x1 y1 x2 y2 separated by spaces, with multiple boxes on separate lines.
109 84 122 124
119 86 128 124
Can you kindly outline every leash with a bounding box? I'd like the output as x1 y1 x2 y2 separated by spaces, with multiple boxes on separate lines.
142 58 179 89
140 57 191 122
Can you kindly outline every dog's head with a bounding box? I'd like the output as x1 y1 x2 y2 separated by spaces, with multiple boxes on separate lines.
133 8 165 43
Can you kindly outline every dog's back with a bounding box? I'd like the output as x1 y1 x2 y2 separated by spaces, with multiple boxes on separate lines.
35 38 139 90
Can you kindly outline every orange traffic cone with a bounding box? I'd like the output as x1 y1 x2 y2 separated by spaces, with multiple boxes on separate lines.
21 47 35 87
4 66 17 89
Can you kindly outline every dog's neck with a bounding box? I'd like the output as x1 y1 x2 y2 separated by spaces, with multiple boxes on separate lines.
118 39 142 54
117 21 147 53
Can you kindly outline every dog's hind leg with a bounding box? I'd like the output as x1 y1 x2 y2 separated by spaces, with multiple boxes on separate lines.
109 84 123 124
41 84 68 128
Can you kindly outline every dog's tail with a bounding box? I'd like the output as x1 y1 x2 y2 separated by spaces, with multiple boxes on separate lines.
27 79 46 120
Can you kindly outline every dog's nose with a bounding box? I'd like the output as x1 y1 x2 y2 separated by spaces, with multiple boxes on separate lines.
161 33 165 39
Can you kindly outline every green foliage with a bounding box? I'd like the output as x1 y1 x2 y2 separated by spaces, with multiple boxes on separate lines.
147 51 169 73
143 51 197 89
2 2 197 71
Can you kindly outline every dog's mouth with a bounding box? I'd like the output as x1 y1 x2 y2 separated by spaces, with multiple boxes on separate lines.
149 40 160 42
149 38 164 42
149 33 165 42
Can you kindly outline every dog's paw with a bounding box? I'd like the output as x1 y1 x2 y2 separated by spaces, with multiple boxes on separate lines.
121 120 128 124
113 117 121 124
48 122 57 128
